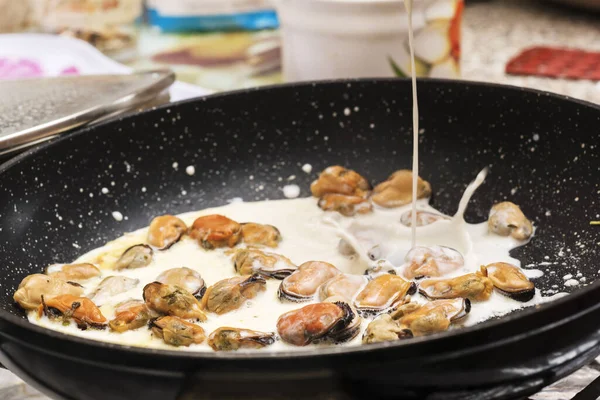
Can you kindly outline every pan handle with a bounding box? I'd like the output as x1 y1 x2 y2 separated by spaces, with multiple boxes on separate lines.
0 345 72 400
178 368 351 400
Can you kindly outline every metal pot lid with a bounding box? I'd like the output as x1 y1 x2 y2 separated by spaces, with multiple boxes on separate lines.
0 70 175 154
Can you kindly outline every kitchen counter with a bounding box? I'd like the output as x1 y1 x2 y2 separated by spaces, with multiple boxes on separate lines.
1 0 599 399
462 0 600 104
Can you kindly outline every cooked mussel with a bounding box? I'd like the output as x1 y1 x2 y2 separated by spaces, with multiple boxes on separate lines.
322 295 362 343
151 316 206 347
354 274 417 315
318 273 367 302
156 267 205 298
337 239 357 257
364 260 396 278
143 282 207 321
389 301 422 319
39 294 106 330
488 202 533 241
233 249 297 279
208 327 276 351
114 244 153 270
147 215 187 250
419 272 494 301
189 214 241 249
482 262 535 302
240 223 281 247
276 301 355 346
362 300 419 345
310 165 370 198
14 274 84 310
109 300 156 333
400 210 448 227
47 263 101 282
89 276 140 306
402 245 464 279
397 298 470 337
318 194 372 216
372 170 431 208
278 261 340 302
201 274 266 315
362 314 413 344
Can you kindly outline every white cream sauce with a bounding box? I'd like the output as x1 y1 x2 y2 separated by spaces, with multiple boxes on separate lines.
28 191 554 352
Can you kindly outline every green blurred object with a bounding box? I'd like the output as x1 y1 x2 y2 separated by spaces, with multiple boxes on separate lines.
388 56 408 78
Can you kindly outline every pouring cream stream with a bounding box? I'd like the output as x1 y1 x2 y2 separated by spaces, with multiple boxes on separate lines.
404 0 420 248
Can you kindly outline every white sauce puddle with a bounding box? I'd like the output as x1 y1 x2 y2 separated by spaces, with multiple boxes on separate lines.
29 196 555 352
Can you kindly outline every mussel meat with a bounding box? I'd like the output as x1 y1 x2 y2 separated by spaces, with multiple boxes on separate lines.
208 327 276 351
201 274 266 315
419 272 494 301
278 261 341 302
39 294 106 330
114 244 153 270
276 301 355 346
156 267 205 299
151 316 206 347
240 223 282 248
89 276 140 306
147 215 187 250
318 194 372 216
109 300 156 333
400 210 448 227
337 239 357 257
364 260 397 278
143 282 207 321
488 202 533 241
482 262 535 302
372 170 431 208
189 214 241 249
310 166 370 198
47 263 101 282
398 298 470 337
389 301 422 319
402 246 464 279
362 314 413 344
14 274 84 310
354 274 417 315
233 249 297 279
318 273 367 302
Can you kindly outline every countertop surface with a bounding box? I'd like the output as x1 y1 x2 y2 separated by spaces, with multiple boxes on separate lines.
462 0 600 104
2 0 599 399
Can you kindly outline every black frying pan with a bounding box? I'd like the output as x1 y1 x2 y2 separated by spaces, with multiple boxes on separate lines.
0 79 599 400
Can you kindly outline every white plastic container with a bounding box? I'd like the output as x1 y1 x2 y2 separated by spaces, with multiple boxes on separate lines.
272 0 463 82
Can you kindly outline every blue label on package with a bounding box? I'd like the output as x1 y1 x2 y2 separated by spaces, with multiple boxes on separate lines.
147 9 279 32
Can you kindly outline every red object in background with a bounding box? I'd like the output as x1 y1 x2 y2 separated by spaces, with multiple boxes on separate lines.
448 0 464 61
506 46 600 81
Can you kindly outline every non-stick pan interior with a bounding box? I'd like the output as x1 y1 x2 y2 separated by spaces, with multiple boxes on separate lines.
0 78 598 327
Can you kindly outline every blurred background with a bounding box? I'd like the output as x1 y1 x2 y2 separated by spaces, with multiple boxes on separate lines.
0 0 598 102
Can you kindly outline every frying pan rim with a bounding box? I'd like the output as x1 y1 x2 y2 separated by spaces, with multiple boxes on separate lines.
2 76 600 174
0 78 598 361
